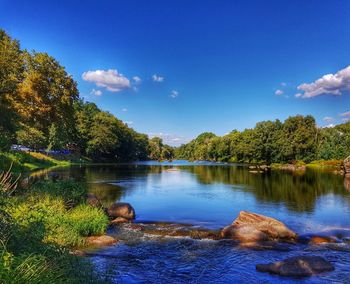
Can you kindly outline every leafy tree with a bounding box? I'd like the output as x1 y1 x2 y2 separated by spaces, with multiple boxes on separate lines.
148 137 163 160
47 123 68 151
0 30 23 149
12 52 78 142
86 112 120 159
16 124 47 149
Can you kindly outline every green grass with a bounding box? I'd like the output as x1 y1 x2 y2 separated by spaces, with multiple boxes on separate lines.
307 160 343 171
0 176 109 283
0 151 70 173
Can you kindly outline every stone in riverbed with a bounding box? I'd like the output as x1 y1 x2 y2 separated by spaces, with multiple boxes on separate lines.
220 211 297 243
86 235 117 247
344 156 350 177
107 202 135 220
256 256 334 277
110 217 130 225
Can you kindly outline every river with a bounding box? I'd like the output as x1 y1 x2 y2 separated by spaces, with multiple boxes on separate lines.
40 161 350 283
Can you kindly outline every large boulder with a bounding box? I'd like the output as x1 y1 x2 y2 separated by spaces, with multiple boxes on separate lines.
256 256 334 277
107 202 135 220
220 211 296 243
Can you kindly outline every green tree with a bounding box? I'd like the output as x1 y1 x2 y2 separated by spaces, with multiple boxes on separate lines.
0 30 23 149
12 52 79 144
47 123 68 150
16 124 47 149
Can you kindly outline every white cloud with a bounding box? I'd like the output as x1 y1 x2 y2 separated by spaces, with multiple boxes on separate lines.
296 65 350 98
82 69 130 92
123 121 133 126
90 88 102 96
295 93 303 98
280 82 287 87
342 118 349 123
340 111 350 117
148 132 190 146
152 74 164 82
275 89 284 96
122 108 128 112
323 116 334 123
323 124 336 128
133 76 141 83
170 90 179 98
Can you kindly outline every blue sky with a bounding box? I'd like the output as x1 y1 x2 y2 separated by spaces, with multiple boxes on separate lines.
1 0 350 145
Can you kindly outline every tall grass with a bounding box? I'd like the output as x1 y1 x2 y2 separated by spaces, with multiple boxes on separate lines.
0 170 109 283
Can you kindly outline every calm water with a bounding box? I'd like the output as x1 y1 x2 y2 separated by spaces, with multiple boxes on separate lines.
41 161 350 283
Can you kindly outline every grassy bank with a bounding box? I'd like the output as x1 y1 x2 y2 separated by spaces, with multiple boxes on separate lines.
270 160 343 173
0 172 109 283
0 151 71 172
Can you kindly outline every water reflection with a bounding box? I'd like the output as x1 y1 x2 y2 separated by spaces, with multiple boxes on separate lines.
37 163 350 217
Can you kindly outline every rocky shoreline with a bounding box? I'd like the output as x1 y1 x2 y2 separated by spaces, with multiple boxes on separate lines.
81 196 346 278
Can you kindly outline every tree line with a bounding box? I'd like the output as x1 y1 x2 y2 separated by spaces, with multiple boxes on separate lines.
175 115 350 164
0 29 171 161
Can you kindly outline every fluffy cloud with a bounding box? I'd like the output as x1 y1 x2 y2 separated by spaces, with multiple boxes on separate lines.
323 116 334 123
148 133 189 146
133 76 141 83
90 88 102 96
82 69 130 92
340 111 350 117
280 82 287 87
152 74 164 82
122 108 128 112
275 89 284 96
170 90 179 98
296 65 350 98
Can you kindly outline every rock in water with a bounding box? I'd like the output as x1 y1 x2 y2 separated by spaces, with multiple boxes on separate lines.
344 156 350 177
256 256 334 277
220 211 296 243
108 202 135 220
110 217 130 225
86 235 117 247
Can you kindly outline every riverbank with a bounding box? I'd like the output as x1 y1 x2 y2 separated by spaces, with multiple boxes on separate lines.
0 171 110 282
0 151 73 172
0 150 94 173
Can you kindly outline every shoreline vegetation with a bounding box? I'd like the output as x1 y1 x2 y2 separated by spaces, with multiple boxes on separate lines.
0 170 109 282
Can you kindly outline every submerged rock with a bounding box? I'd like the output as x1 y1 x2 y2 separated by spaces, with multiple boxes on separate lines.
240 241 292 251
110 217 130 225
221 211 297 243
256 256 334 277
86 235 117 247
108 202 135 220
309 236 338 245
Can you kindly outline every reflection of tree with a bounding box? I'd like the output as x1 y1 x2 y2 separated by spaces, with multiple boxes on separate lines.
36 164 349 214
33 165 165 205
180 166 347 213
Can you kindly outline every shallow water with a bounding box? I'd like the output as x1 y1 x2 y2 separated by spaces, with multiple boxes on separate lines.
43 161 350 283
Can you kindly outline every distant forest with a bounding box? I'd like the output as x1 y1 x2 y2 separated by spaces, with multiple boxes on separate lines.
176 116 350 164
